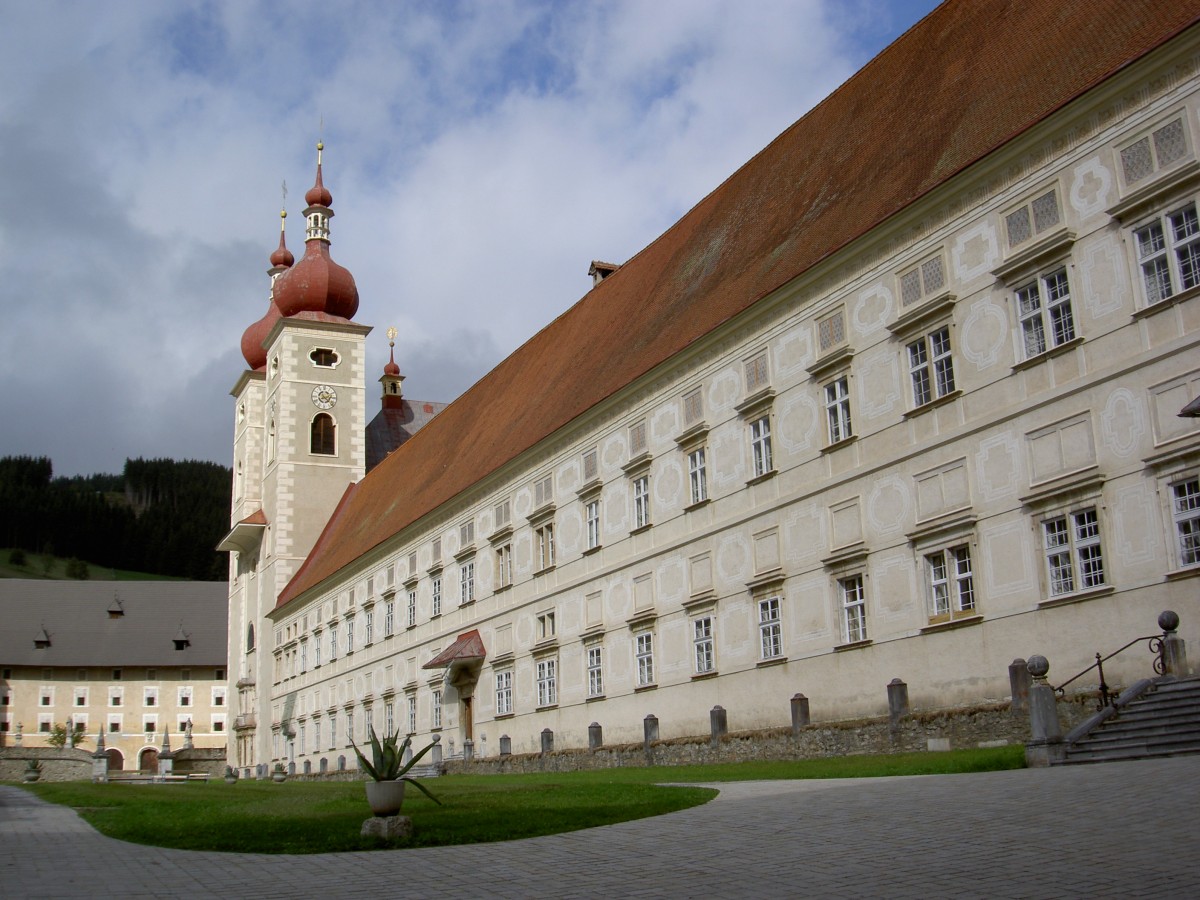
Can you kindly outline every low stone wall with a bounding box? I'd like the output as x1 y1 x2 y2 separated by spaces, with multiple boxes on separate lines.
446 698 1097 775
166 748 227 777
0 748 93 783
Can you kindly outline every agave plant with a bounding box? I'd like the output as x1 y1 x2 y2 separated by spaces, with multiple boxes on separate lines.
351 726 442 805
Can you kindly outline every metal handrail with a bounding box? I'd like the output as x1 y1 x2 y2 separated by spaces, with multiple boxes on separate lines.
1053 633 1167 710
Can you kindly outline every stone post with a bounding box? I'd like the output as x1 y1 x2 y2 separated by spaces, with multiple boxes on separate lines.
402 743 412 765
709 705 727 748
430 733 442 767
463 738 474 762
643 714 659 751
66 716 75 749
499 734 511 756
540 728 554 754
1159 611 1189 678
91 728 109 783
158 727 173 778
588 722 603 751
887 678 909 729
1009 658 1031 714
14 723 22 746
790 693 810 736
1025 655 1064 768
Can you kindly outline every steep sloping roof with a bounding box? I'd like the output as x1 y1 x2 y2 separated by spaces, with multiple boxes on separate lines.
279 0 1200 608
0 581 228 667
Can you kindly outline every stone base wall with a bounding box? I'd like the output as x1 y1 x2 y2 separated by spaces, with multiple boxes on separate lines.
0 748 93 783
446 698 1096 776
165 748 227 777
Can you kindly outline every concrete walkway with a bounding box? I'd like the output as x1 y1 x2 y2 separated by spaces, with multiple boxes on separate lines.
2 755 1198 898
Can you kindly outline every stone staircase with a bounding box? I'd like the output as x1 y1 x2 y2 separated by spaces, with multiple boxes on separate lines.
1063 677 1200 764
405 763 442 778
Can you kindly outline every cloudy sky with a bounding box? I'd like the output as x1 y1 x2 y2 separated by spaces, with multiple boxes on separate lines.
0 0 939 478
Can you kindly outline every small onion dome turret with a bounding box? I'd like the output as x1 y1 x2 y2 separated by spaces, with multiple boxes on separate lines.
241 211 292 370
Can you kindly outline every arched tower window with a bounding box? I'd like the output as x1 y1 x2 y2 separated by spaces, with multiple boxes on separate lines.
311 413 336 456
268 420 276 463
246 623 255 652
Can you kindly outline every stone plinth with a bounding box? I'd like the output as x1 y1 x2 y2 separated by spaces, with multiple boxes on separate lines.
361 815 412 840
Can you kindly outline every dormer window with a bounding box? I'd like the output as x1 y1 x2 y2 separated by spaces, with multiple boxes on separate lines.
34 627 51 650
174 626 191 651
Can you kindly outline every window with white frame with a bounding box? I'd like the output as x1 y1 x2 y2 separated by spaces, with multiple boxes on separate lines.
345 615 355 654
314 718 321 751
534 475 554 509
495 670 513 716
688 447 708 504
1134 202 1200 305
825 376 852 444
536 523 555 570
407 590 417 627
586 646 604 697
1015 267 1075 358
459 561 475 604
299 640 308 673
1121 117 1188 186
178 687 193 708
109 688 123 707
494 498 511 529
459 520 474 546
74 687 87 707
926 546 976 622
314 632 322 667
758 597 782 659
537 611 556 641
346 710 355 744
108 714 121 733
406 696 416 734
432 537 442 563
840 575 868 643
750 415 773 477
635 632 655 686
431 690 442 730
364 609 373 645
1005 188 1060 249
907 326 955 406
384 600 394 636
212 687 226 707
384 701 394 735
586 498 601 550
329 625 338 661
633 475 651 529
693 616 715 674
143 687 157 708
144 716 157 735
329 712 338 749
432 576 442 616
1171 476 1200 568
536 658 557 707
1043 508 1105 595
496 542 513 587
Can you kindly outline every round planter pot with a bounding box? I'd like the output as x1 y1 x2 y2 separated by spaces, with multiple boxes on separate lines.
272 771 286 783
365 780 406 817
23 771 40 783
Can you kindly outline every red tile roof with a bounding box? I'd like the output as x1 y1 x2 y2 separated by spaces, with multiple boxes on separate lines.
277 0 1200 608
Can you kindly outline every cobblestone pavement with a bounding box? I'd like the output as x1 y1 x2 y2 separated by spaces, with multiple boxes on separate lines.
2 755 1198 899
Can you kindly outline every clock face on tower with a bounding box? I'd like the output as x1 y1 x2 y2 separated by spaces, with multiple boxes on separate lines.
311 384 337 410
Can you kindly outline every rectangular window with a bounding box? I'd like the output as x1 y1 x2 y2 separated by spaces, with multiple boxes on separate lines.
1135 203 1200 305
899 254 946 307
744 353 769 393
364 610 373 645
384 601 394 636
431 690 442 730
299 641 308 673
494 498 511 528
346 711 354 744
587 646 604 697
385 701 394 735
345 616 355 654
496 543 513 588
108 716 121 733
840 575 868 643
825 376 852 444
536 659 557 707
213 687 226 707
629 421 647 456
635 632 655 686
329 712 337 749
1043 508 1105 595
143 688 157 708
1172 477 1200 567
329 625 338 661
633 475 651 529
431 576 442 616
178 687 192 707
750 415 773 477
758 597 782 659
537 611 556 641
109 689 123 707
407 591 417 627
536 524 555 570
315 633 322 667
688 447 708 504
586 498 601 549
406 697 416 735
817 310 846 351
534 475 554 508
926 546 975 621
1121 118 1188 185
74 689 87 707
1005 189 1060 247
459 520 474 546
495 670 513 716
1016 268 1075 358
583 448 599 481
432 537 442 563
683 388 704 424
693 617 715 674
907 326 955 406
459 561 475 604
144 717 156 735
314 719 321 751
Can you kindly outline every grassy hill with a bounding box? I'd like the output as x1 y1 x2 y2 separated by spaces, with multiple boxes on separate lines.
0 548 187 581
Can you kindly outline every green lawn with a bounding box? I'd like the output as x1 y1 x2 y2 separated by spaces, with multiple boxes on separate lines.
20 746 1023 853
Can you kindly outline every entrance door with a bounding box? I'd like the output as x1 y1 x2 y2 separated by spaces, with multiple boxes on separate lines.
462 695 473 743
139 748 158 772
105 748 124 772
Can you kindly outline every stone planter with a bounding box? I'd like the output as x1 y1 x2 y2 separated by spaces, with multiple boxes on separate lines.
365 781 406 817
224 776 238 785
272 769 287 783
22 769 40 783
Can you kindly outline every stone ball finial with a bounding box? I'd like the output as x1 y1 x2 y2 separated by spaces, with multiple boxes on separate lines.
431 733 440 744
1159 610 1180 633
1027 655 1050 678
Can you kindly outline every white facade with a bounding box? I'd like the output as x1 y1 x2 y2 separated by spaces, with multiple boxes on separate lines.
230 12 1200 773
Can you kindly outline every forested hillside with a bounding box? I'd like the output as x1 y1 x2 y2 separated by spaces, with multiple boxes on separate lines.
0 456 231 580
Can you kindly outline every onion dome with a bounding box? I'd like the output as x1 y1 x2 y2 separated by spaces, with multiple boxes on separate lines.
272 142 360 320
269 210 294 268
240 211 291 370
384 327 401 376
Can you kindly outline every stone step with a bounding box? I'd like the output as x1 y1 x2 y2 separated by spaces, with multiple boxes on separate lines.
1068 728 1200 755
1076 721 1200 746
1064 737 1200 764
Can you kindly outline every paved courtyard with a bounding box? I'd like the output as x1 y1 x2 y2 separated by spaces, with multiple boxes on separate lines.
2 755 1198 898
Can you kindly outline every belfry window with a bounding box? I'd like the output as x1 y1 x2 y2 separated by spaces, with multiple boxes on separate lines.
310 348 339 367
311 414 336 456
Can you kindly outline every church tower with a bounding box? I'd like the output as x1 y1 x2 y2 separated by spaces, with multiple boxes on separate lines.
222 144 370 772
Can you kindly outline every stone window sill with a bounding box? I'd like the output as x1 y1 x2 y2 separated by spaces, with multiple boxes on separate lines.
634 683 658 693
1036 584 1113 609
756 656 787 668
833 639 873 652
